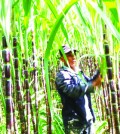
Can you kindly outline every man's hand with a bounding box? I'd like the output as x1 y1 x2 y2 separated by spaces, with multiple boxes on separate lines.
92 75 102 87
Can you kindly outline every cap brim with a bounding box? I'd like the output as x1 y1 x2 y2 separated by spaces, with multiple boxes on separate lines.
65 49 78 54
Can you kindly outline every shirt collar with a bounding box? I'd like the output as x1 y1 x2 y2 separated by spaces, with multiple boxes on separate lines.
62 66 80 74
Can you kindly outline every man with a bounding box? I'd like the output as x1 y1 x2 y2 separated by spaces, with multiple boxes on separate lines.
55 45 101 134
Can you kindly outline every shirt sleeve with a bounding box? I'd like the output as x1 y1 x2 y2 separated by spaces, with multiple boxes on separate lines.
55 71 94 99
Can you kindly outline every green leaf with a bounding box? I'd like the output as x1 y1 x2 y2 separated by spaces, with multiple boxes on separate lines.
44 0 79 113
96 121 108 134
110 8 119 22
23 0 32 16
44 0 69 42
88 1 120 41
103 0 115 2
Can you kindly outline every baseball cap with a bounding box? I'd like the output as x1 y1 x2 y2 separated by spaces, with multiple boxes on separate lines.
59 45 78 57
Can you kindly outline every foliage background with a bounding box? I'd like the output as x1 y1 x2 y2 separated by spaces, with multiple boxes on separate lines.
0 0 120 134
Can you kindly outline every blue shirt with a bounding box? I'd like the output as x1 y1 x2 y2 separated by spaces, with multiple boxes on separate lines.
55 66 95 127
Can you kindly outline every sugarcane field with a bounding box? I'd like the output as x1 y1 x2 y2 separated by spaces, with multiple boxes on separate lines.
0 0 120 134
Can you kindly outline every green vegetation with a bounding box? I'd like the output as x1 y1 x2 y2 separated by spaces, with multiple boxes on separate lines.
0 0 120 133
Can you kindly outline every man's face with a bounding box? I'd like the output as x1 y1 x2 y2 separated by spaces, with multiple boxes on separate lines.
61 51 76 70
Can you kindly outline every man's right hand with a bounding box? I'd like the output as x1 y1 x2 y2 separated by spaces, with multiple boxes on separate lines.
92 75 102 87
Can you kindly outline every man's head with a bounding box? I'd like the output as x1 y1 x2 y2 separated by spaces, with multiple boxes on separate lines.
59 45 77 71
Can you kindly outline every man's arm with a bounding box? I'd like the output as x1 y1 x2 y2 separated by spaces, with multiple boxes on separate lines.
55 71 94 98
82 70 102 87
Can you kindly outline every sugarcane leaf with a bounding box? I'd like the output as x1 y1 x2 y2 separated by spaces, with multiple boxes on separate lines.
0 84 6 114
44 0 57 17
0 0 11 41
44 0 69 41
22 0 32 28
103 1 116 8
75 3 95 45
45 0 78 59
44 0 79 111
23 16 29 28
110 8 119 22
12 0 19 8
23 0 32 16
53 112 64 133
103 0 115 2
96 121 108 134
88 1 120 41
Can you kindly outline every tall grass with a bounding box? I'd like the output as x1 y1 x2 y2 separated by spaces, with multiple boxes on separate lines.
0 0 120 133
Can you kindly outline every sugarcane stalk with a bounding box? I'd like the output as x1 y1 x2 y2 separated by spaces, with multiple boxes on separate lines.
26 80 30 134
2 36 14 134
115 53 120 121
13 37 27 134
116 82 120 120
104 43 120 134
32 39 38 134
42 59 51 134
29 93 36 133
12 102 19 134
87 56 105 121
23 59 31 134
102 81 111 132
